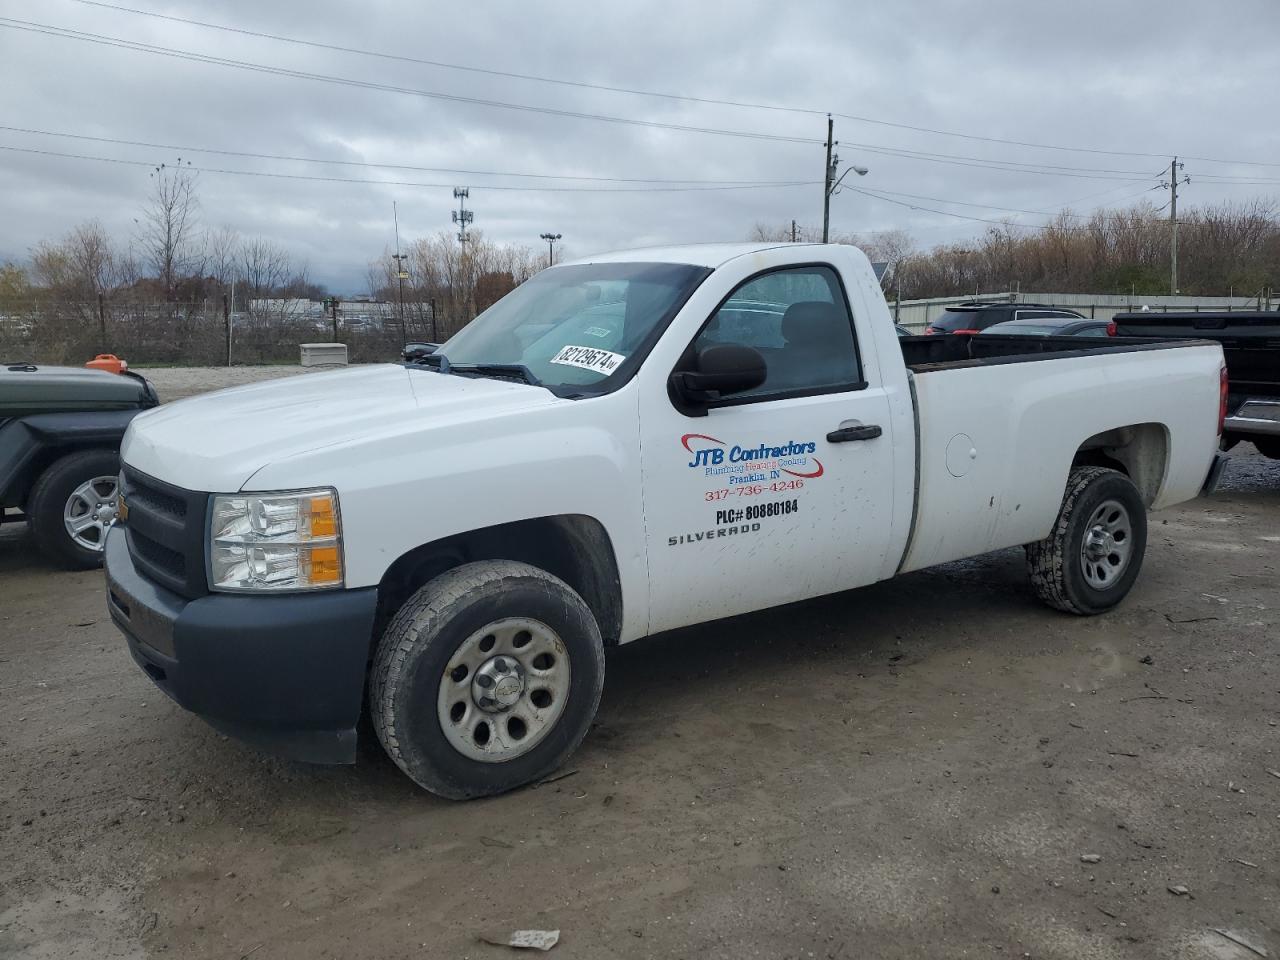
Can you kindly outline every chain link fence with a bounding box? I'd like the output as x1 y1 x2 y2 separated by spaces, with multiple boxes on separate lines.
0 298 450 366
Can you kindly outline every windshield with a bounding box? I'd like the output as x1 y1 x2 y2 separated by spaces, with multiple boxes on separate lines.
930 309 983 332
435 262 709 392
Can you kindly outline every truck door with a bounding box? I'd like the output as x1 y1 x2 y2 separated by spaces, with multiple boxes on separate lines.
638 264 897 635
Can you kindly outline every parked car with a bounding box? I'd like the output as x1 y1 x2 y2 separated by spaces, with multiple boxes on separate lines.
104 242 1225 799
1113 311 1280 458
979 317 1113 337
924 302 1087 335
1 361 157 567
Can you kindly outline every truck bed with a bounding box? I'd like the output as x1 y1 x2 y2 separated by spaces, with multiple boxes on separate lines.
893 334 1224 575
898 332 1213 373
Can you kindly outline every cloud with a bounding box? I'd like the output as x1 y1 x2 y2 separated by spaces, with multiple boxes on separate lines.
1 0 1277 290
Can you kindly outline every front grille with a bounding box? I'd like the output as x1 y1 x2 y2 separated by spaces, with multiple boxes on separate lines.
126 480 187 520
130 531 187 580
121 466 209 598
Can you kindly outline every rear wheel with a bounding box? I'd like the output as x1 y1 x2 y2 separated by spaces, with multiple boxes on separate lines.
370 560 605 799
27 449 120 570
1026 466 1147 615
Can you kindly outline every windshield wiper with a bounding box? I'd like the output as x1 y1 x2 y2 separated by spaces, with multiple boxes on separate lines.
447 362 542 386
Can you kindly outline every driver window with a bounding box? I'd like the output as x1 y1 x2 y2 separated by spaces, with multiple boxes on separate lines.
692 265 861 400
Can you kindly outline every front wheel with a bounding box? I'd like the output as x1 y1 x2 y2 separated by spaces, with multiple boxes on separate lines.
370 560 605 799
1026 466 1147 615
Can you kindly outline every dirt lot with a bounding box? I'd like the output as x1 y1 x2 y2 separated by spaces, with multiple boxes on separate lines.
2 366 1278 960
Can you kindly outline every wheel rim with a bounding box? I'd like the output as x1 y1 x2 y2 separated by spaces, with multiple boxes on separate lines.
437 617 571 763
1079 498 1132 589
62 475 119 553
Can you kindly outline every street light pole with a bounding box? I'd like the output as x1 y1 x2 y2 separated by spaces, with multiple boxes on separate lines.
392 201 408 346
539 232 562 268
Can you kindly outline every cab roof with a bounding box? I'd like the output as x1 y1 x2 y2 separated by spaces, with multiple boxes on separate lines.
561 242 836 269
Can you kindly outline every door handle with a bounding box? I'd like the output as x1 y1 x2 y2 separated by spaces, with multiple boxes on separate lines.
827 424 882 443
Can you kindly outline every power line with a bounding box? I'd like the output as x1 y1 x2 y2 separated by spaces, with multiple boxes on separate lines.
65 0 827 120
846 143 1158 177
58 0 1280 170
0 18 820 145
859 183 1164 220
0 18 1202 188
844 183 1169 232
0 123 806 185
0 143 820 192
12 15 1276 186
1028 178 1173 212
843 143 1157 181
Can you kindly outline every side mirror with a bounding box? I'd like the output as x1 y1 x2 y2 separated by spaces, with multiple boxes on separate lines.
669 344 767 412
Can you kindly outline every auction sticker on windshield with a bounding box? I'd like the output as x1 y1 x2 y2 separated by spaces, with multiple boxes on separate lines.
550 344 625 375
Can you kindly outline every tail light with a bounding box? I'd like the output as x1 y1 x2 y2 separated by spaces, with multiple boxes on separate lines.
1218 364 1228 436
1106 321 1117 337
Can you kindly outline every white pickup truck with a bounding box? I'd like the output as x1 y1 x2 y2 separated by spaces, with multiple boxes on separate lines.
105 242 1226 799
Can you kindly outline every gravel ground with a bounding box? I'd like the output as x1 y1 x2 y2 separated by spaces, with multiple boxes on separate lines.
137 365 324 403
1 367 1278 960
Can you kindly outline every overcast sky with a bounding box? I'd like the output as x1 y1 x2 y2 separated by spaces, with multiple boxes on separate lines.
1 0 1278 292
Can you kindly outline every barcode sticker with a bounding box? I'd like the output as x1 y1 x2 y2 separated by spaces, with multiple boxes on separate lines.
549 345 626 375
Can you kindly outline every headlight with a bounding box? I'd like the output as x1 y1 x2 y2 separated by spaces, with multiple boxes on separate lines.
209 488 343 592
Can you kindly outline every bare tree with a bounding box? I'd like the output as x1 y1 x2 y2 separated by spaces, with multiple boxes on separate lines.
206 226 241 294
137 158 203 299
238 237 308 323
30 220 122 300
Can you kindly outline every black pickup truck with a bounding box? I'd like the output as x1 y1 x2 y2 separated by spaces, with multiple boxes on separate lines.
1112 311 1280 459
1 362 158 567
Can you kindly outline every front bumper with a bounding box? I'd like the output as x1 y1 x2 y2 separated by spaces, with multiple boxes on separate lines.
104 525 378 763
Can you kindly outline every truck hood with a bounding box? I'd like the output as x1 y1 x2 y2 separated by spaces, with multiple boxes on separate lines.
121 364 558 491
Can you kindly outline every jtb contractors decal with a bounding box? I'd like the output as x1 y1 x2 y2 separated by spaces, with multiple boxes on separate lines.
550 344 625 375
669 434 815 546
681 433 823 502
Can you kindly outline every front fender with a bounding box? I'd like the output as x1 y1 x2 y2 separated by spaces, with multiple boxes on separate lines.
241 389 651 642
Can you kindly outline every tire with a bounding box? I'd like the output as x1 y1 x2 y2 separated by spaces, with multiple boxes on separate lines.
1025 466 1147 616
370 560 605 800
1254 437 1280 460
26 448 121 570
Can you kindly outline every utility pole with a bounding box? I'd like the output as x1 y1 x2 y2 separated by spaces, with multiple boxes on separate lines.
452 187 473 245
392 201 409 346
1164 157 1188 295
222 293 230 367
97 292 106 352
821 115 868 243
452 187 476 325
539 232 562 268
326 296 341 341
227 279 234 367
822 115 835 243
